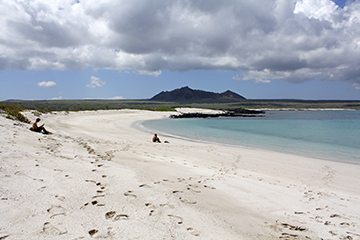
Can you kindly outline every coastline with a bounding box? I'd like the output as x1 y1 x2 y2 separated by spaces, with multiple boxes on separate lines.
1 109 360 239
251 108 358 111
139 109 360 165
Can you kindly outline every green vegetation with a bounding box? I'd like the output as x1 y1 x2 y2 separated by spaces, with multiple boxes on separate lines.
0 103 30 123
236 99 360 110
0 100 179 112
1 99 360 113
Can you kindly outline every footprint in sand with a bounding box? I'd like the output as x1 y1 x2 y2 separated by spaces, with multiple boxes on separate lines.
50 213 66 219
85 179 97 183
204 184 216 190
88 229 98 237
313 216 324 223
187 187 201 193
186 227 200 236
47 205 66 214
145 203 159 216
42 222 67 235
177 178 186 183
172 190 183 194
33 177 44 182
145 203 156 208
280 223 307 231
159 203 175 208
55 195 65 201
38 186 46 192
281 233 299 238
105 211 116 219
163 179 173 182
92 195 105 199
114 214 129 220
330 213 348 220
81 202 90 209
124 191 137 198
0 234 9 239
81 200 105 207
294 211 305 215
316 206 329 211
168 214 183 224
179 197 197 204
47 206 66 218
149 209 159 216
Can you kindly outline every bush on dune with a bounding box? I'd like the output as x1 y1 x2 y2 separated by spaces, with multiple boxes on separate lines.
0 103 30 123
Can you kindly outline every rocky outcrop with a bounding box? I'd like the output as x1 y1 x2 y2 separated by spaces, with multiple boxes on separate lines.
170 108 265 118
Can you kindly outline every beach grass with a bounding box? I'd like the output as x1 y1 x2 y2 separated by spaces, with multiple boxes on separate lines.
0 103 30 123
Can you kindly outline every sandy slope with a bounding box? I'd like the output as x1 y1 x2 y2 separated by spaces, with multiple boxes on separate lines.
1 109 360 240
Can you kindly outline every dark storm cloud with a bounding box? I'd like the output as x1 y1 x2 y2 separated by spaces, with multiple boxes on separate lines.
1 0 360 87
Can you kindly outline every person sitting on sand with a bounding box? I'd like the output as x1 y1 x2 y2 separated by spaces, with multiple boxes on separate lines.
31 118 51 134
152 134 161 143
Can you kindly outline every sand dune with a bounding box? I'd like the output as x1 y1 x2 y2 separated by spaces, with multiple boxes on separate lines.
1 109 360 239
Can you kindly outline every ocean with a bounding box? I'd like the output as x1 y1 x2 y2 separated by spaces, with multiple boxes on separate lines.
137 110 360 164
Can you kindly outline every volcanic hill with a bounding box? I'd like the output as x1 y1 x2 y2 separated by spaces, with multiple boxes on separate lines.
150 86 246 102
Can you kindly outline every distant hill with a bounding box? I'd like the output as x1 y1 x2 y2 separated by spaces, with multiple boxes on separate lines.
150 86 246 102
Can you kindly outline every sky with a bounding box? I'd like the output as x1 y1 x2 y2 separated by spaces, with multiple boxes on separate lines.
1 0 360 101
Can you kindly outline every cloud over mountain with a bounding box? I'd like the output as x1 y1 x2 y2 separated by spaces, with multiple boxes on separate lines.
1 0 360 87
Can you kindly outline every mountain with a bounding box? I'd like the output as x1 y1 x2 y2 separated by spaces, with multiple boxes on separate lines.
150 86 246 102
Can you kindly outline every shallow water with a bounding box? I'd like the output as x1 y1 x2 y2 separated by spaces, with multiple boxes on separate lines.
139 110 360 164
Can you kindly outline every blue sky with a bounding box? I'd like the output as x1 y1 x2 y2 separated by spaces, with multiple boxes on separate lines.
1 0 360 101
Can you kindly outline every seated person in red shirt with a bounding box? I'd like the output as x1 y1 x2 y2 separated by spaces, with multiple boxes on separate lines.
31 118 51 134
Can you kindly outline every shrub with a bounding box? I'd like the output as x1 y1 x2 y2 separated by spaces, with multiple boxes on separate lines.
0 103 31 123
35 107 52 114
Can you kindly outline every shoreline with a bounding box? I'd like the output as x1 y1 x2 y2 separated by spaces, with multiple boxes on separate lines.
252 108 358 111
137 110 360 165
1 109 360 239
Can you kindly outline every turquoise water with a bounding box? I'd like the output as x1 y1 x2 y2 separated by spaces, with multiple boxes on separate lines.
139 111 360 163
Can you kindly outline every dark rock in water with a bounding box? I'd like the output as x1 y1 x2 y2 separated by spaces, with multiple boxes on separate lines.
170 109 265 118
226 108 265 115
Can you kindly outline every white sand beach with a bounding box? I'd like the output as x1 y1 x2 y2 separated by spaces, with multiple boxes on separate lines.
1 109 360 240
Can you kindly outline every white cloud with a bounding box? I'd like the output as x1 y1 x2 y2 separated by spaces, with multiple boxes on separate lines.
1 0 360 87
137 70 162 77
233 73 271 84
51 96 62 100
110 96 125 99
353 83 360 90
83 96 125 100
294 0 338 21
86 76 106 88
38 81 57 88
